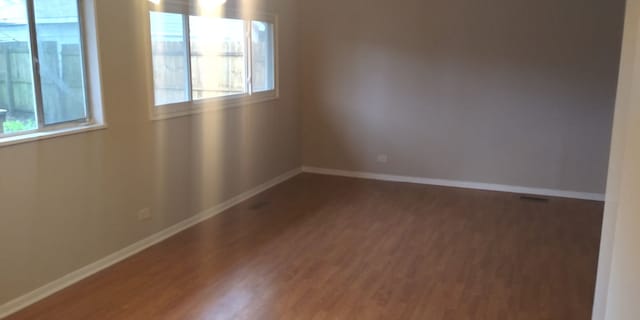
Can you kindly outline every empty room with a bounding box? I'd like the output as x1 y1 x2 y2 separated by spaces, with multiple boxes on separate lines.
1 0 639 319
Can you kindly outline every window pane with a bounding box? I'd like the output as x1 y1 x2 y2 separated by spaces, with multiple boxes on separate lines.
33 0 88 124
251 21 274 92
0 0 38 134
150 11 189 106
189 16 246 100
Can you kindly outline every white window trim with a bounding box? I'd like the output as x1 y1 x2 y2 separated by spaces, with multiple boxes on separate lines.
146 2 280 121
0 123 107 148
0 0 107 147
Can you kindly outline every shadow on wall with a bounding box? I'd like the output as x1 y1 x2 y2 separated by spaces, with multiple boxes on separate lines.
300 0 625 193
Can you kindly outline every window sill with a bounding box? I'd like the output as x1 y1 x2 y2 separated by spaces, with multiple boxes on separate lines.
0 123 108 148
151 93 279 121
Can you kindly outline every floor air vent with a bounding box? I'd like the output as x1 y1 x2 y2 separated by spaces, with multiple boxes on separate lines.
519 195 550 202
249 201 271 210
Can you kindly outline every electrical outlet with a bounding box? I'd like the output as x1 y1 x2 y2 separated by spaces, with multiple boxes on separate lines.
376 154 389 163
137 208 152 221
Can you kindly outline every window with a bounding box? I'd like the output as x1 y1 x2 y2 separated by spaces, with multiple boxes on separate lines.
189 16 247 100
148 3 277 119
251 21 275 92
0 0 97 139
149 11 189 105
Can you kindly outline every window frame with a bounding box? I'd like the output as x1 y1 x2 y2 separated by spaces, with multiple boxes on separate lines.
0 0 105 147
147 1 279 121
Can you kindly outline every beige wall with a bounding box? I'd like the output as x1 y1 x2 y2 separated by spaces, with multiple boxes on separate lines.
0 0 301 305
300 0 625 194
593 1 640 319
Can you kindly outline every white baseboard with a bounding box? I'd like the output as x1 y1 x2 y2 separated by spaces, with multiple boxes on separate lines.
0 167 303 319
302 166 605 201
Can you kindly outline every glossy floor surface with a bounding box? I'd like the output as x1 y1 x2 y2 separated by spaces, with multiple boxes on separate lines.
8 174 604 320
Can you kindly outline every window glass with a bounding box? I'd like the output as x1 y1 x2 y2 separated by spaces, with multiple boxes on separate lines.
251 21 274 92
149 11 189 106
0 0 38 134
189 16 246 100
147 11 278 111
33 0 88 124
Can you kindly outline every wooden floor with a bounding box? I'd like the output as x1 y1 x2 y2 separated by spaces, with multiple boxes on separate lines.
8 174 604 320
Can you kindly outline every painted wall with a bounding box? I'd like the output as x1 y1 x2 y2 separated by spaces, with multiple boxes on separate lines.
0 0 301 305
299 0 625 194
593 1 640 319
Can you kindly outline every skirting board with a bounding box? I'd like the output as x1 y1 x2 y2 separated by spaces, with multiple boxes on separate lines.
302 166 605 201
0 167 303 319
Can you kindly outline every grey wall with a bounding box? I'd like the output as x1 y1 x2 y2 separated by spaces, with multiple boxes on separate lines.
300 0 625 194
0 0 301 305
